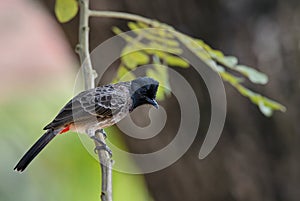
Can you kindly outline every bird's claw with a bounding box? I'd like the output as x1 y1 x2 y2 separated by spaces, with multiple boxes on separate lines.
95 129 107 139
90 130 112 157
94 145 112 158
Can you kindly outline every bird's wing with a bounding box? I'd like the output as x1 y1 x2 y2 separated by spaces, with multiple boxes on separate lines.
43 83 131 130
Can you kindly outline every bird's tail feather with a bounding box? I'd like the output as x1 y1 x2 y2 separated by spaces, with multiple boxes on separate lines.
14 130 57 172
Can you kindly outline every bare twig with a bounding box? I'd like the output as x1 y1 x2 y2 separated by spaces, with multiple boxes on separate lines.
95 129 113 201
76 0 113 201
76 0 96 89
88 10 158 26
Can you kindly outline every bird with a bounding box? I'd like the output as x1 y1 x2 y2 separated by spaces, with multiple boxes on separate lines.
14 77 159 172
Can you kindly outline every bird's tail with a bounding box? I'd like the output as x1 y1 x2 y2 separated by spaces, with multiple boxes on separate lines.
14 129 57 172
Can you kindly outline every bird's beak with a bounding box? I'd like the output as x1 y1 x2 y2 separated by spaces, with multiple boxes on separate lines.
146 97 159 109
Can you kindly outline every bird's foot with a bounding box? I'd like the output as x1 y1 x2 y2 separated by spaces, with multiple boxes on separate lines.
91 135 112 157
94 144 112 158
95 129 107 139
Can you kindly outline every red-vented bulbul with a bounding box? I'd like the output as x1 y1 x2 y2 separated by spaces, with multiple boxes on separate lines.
14 77 159 172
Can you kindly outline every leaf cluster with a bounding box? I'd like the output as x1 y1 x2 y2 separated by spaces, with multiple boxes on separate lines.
53 0 286 116
113 22 286 116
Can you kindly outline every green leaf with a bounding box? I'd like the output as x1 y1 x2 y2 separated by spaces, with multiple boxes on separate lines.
210 49 225 58
128 22 179 46
128 22 141 30
223 56 238 67
112 26 122 35
112 20 286 116
220 71 244 84
258 101 273 117
235 65 268 84
55 0 78 23
144 50 189 68
122 51 150 69
234 85 286 116
164 55 189 68
148 42 182 54
216 65 225 72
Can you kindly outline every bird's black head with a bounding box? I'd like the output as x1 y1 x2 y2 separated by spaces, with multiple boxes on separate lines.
130 77 159 111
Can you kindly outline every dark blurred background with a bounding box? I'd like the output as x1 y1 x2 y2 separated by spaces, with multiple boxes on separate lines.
1 0 299 200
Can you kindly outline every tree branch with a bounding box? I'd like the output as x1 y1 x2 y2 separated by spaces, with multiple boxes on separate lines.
95 129 113 201
76 1 113 201
76 0 96 89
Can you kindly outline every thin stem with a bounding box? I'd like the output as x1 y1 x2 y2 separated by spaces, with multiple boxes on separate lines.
76 1 113 201
96 130 113 201
88 10 159 27
76 0 96 89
